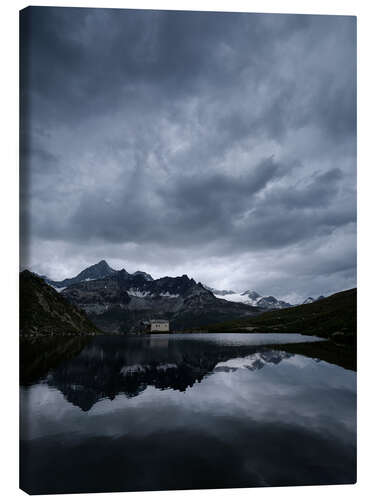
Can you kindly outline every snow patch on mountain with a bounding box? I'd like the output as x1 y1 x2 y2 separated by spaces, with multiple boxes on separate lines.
128 289 152 298
216 292 256 305
212 289 292 309
121 364 148 375
203 285 236 296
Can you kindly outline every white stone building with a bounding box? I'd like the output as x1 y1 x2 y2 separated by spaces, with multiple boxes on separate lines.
150 319 170 333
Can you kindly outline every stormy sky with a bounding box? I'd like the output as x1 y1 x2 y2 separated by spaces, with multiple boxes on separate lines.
20 7 356 303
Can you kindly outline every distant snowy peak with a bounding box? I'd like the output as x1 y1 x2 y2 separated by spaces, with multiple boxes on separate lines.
203 285 326 310
203 285 236 296
241 290 262 302
237 289 292 309
302 295 325 305
256 296 292 309
207 288 293 310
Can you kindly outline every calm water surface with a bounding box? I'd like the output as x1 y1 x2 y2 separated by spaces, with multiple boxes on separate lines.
20 333 356 494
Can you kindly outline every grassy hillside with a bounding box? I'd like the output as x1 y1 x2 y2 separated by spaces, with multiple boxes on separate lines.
20 270 101 336
206 288 356 341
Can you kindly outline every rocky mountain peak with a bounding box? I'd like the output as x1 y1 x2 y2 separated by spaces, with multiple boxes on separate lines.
133 270 153 281
302 297 315 304
202 284 236 296
302 295 325 305
241 290 262 300
95 259 112 271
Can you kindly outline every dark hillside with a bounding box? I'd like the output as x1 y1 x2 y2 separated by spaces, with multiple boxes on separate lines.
206 288 356 341
20 270 100 336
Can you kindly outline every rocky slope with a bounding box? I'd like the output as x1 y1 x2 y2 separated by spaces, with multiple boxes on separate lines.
20 270 100 336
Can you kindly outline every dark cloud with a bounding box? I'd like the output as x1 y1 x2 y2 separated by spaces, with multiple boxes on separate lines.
20 7 356 301
258 168 344 210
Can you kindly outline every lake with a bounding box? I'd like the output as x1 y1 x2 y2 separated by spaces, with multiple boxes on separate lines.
20 333 356 494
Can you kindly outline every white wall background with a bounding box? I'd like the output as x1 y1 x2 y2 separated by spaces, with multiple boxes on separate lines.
1 1 373 499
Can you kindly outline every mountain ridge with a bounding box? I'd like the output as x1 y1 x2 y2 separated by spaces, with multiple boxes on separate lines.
43 260 154 290
55 269 260 333
33 260 336 334
42 261 325 310
205 287 293 309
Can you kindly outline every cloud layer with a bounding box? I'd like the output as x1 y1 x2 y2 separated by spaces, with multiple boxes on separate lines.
20 7 356 302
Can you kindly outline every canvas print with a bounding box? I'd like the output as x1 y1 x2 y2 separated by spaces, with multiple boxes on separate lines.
19 6 357 495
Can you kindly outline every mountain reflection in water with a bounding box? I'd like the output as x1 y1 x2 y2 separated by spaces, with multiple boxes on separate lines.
20 334 356 494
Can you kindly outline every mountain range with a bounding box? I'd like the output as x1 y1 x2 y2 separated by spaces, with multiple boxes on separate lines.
43 260 322 310
35 261 261 333
26 260 330 335
205 287 294 309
